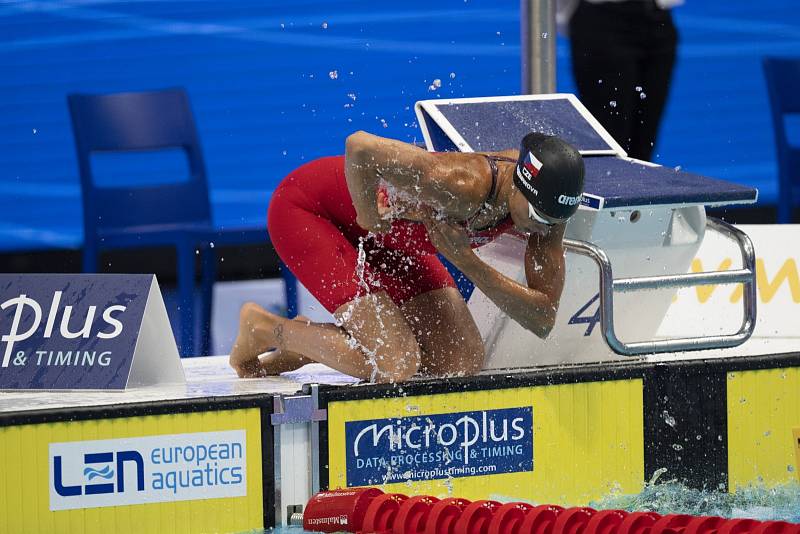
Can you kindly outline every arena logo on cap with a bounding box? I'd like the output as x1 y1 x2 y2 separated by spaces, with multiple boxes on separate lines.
49 430 247 510
344 407 533 486
557 194 582 206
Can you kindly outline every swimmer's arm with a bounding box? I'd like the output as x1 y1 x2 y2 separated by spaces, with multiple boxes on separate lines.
425 216 565 338
345 131 481 230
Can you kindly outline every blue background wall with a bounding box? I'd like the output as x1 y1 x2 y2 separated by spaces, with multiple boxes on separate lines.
1 0 798 252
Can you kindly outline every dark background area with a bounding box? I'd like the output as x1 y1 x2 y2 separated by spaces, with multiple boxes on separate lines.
1 1 798 281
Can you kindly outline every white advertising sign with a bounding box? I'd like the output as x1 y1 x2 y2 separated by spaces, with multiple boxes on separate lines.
658 224 800 338
49 430 247 510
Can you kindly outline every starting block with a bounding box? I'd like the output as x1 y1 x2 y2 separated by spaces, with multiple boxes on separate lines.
415 94 759 367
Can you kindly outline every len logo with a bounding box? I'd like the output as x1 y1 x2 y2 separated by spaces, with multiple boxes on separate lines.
54 450 144 497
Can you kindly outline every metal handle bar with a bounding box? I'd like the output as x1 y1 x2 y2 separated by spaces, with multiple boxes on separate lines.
563 217 757 356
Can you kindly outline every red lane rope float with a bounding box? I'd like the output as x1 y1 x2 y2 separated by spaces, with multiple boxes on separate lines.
684 516 727 534
301 490 799 534
650 514 695 534
487 503 535 534
585 510 629 534
519 505 565 534
617 512 662 534
304 487 384 533
362 494 409 534
719 519 762 534
393 496 441 534
424 498 472 534
552 507 597 534
453 500 502 534
752 522 800 534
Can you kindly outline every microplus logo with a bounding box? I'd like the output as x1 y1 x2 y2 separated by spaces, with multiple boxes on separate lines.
344 407 533 486
1 290 126 368
49 430 247 510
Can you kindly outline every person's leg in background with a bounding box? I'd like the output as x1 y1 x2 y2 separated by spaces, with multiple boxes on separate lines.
569 1 639 156
569 1 678 162
630 5 678 161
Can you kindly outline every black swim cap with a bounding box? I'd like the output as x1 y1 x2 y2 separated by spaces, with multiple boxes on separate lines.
513 133 585 224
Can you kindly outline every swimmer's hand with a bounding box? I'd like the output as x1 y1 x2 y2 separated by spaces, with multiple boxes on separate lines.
421 211 473 263
356 191 390 233
377 189 428 223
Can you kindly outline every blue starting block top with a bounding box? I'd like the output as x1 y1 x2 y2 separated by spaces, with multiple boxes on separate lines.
415 94 623 155
414 94 758 209
581 157 758 210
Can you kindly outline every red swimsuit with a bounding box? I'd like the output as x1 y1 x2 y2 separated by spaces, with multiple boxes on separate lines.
267 155 515 313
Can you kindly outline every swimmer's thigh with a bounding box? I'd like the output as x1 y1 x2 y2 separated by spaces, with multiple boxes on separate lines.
333 292 422 382
400 287 485 377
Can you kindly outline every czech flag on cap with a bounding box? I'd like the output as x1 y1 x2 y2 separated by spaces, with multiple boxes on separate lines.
524 151 544 177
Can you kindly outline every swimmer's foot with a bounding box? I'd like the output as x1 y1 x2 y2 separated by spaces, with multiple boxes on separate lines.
229 304 313 377
230 302 282 377
257 348 314 375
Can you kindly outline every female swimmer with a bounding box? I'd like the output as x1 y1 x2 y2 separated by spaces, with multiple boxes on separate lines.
229 131 584 383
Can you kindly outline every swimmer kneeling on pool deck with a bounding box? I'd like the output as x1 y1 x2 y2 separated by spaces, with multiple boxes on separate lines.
229 131 585 383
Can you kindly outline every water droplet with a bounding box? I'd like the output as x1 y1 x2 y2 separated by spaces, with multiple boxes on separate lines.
541 32 548 39
347 92 357 101
640 92 647 100
329 70 338 80
449 72 456 79
635 86 643 92
674 165 682 171
32 128 38 134
282 150 287 156
321 21 328 29
662 410 676 428
209 242 215 249
609 100 617 108
428 79 442 91
672 444 683 451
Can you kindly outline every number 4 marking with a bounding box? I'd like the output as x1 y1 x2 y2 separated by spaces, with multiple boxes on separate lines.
568 293 600 336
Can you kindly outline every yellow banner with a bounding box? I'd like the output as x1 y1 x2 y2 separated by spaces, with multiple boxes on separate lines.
0 407 263 534
328 379 643 507
727 367 800 491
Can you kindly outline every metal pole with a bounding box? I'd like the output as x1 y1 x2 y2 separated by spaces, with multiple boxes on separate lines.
521 0 556 94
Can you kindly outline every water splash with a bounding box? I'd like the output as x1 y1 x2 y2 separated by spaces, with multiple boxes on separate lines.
591 482 800 522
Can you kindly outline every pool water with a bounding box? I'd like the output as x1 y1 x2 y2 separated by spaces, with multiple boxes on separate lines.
245 482 800 534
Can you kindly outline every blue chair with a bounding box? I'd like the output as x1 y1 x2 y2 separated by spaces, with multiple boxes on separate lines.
763 57 800 223
67 88 298 356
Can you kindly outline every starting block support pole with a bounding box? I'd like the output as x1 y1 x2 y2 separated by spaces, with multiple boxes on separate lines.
521 0 556 94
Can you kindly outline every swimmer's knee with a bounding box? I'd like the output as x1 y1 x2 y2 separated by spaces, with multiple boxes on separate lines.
374 338 422 383
239 301 262 320
461 341 485 376
419 334 484 378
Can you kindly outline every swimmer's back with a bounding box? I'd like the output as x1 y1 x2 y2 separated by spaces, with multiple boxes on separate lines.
273 155 358 227
271 154 513 254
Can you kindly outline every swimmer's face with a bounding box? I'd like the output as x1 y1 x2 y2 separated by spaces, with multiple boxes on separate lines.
508 185 559 236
